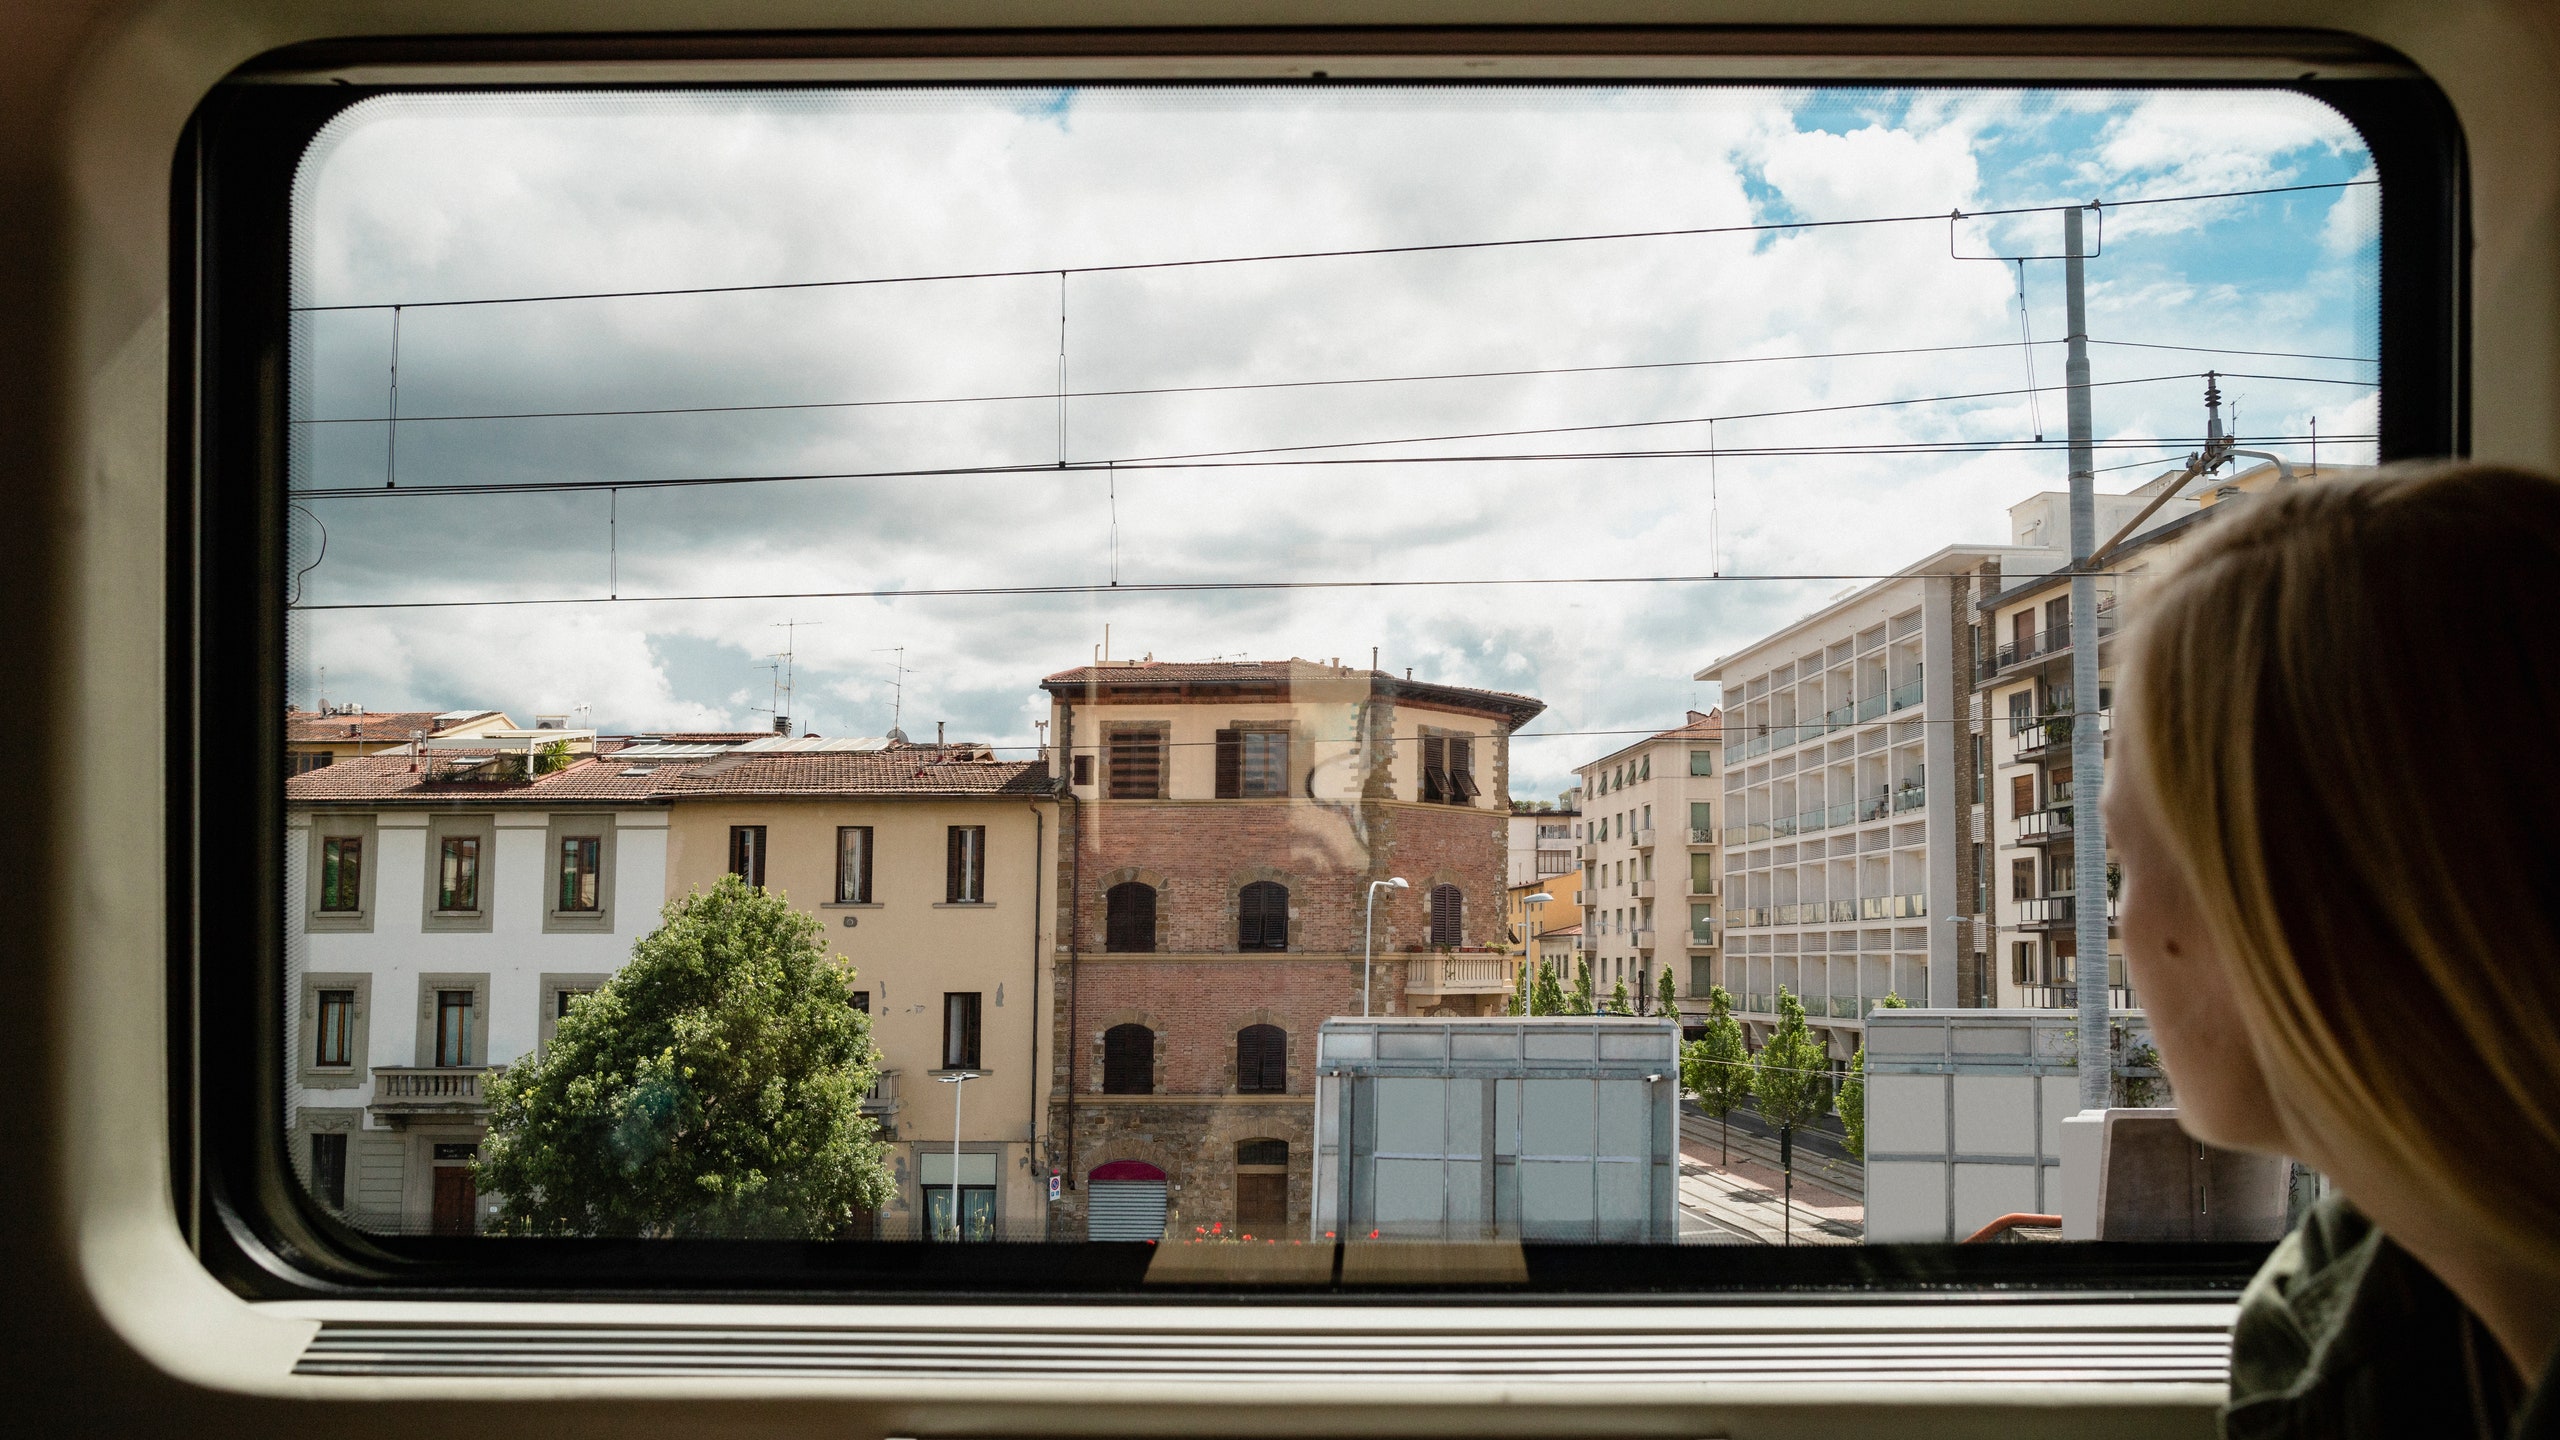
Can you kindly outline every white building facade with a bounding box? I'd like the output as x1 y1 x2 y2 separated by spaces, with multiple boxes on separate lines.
285 755 669 1234
1574 710 1721 1024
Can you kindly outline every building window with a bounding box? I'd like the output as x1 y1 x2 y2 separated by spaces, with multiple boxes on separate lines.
1973 842 1989 915
1104 882 1156 953
289 751 335 775
1238 881 1289 951
309 1132 347 1210
2013 858 2037 901
1420 734 1480 805
1690 801 1712 836
314 990 355 1068
434 990 475 1067
2044 596 2071 641
835 826 873 903
556 987 593 1020
557 836 602 911
1236 1138 1288 1229
436 835 481 912
1107 728 1165 799
1428 883 1463 947
1102 1023 1154 1095
1216 728 1290 798
1690 749 1713 776
318 835 363 912
2011 774 2036 819
943 992 982 1071
2012 940 2035 984
728 825 768 888
946 825 986 903
1640 755 1651 781
1236 1024 1287 1093
1071 753 1093 787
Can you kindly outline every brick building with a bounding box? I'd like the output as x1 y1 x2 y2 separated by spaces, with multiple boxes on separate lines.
1038 659 1543 1241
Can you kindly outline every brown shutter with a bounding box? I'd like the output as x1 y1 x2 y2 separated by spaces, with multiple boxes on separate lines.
1429 884 1463 946
1421 735 1448 802
859 827 874 904
946 826 963 901
1214 729 1243 799
1448 737 1480 800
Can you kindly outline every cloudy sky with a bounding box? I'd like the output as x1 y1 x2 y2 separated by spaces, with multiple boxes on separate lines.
286 85 2376 800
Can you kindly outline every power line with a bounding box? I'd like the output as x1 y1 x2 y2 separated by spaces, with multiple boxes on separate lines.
287 430 2369 503
289 180 2375 314
291 567 2141 614
2088 339 2374 365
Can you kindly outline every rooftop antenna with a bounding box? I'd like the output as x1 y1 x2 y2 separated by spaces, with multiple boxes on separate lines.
770 619 822 735
873 646 909 740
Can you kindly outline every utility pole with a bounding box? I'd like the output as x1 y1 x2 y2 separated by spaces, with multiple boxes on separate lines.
2064 205 2113 1110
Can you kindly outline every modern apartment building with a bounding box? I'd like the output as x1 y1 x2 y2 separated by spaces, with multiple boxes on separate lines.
1507 803 1583 887
1573 710 1723 1024
1040 658 1543 1242
1979 464 2341 1009
284 746 668 1235
655 744 1056 1241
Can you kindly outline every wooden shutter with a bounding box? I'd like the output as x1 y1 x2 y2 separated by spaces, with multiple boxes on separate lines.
1429 884 1463 947
1214 729 1243 798
1102 1024 1154 1094
1420 734 1449 802
1108 729 1164 798
2011 774 2035 818
1105 883 1156 953
1236 1025 1286 1093
1448 736 1480 800
1238 882 1287 951
946 827 963 901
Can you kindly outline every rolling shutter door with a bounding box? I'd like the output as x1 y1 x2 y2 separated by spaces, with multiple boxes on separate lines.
1086 1181 1168 1241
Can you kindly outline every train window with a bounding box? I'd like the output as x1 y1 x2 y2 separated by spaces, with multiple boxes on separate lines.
182 67 2452 1297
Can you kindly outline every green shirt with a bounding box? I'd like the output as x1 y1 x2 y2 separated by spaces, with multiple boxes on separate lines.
2225 1193 2550 1440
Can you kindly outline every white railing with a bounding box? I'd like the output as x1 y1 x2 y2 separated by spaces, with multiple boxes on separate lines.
1407 953 1515 995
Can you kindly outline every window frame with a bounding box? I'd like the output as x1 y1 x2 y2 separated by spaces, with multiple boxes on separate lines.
170 41 2468 1304
944 824 987 904
941 992 983 1072
833 824 874 905
421 813 495 933
727 823 767 889
300 813 376 933
296 972 370 1088
542 813 615 932
412 973 489 1071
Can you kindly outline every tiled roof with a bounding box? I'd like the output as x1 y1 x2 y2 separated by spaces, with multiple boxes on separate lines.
650 732 776 743
285 710 453 744
652 751 1051 797
1039 659 1545 723
1653 708 1724 742
286 754 667 806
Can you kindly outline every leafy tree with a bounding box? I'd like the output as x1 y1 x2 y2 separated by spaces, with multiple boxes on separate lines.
1750 986 1833 1147
1680 986 1753 1164
1607 977 1632 1015
477 875 894 1238
1836 1045 1870 1160
1533 958 1568 1015
1656 968 1679 1019
1569 959 1596 1015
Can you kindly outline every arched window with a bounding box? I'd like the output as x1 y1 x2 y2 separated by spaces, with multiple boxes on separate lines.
1101 1023 1154 1095
1236 1024 1287 1094
1238 881 1288 951
1428 883 1464 947
1104 882 1156 953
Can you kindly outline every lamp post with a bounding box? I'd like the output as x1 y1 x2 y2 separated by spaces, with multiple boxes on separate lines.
1362 877 1409 1018
936 1069 981 1242
1520 892 1553 1016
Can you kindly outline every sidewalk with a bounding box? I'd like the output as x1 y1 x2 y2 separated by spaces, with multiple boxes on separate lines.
1676 1131 1865 1246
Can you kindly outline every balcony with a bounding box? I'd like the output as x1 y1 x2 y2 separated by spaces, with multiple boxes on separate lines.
2008 709 2113 762
1735 906 1770 928
1857 893 1928 920
368 1066 499 1127
2017 982 2137 1011
1687 826 1715 846
1723 822 1770 846
1635 827 1657 850
1632 877 1656 900
1828 899 1859 923
1825 702 1855 731
1855 693 1887 722
2015 805 2074 844
1687 876 1717 898
1889 678 1924 711
1795 805 1829 836
1771 813 1798 838
1631 925 1657 951
863 1067 901 1118
1829 996 1860 1019
1407 952 1516 996
1891 782 1927 814
1687 923 1717 949
1748 992 1773 1014
1985 604 2122 679
1578 840 1600 861
2018 893 2119 930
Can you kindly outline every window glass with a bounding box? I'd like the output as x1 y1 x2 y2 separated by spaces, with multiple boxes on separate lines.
274 81 2380 1264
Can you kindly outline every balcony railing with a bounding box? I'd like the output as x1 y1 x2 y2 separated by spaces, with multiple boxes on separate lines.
862 1067 900 1116
368 1066 500 1125
2015 805 2073 843
1889 678 1924 711
2017 982 2137 1011
1632 877 1656 900
1825 702 1855 731
1857 893 1928 920
1408 953 1516 995
1828 899 1859 923
1635 827 1657 850
1771 813 1798 838
1688 826 1716 846
1891 782 1927 813
1829 996 1859 1019
1749 992 1773 1014
1688 877 1717 897
1578 840 1600 861
1688 924 1717 948
2018 893 2119 929
1631 925 1657 951
1855 693 1887 722
1724 822 1771 846
1796 806 1829 835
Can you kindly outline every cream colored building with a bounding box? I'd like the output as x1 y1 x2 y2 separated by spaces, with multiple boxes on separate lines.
286 705 517 774
1573 710 1722 1023
658 745 1057 1242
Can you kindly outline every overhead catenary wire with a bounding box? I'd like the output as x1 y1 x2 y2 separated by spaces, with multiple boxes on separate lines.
288 179 2376 314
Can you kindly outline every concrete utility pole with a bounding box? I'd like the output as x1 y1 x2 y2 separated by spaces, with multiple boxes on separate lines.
2063 205 2114 1110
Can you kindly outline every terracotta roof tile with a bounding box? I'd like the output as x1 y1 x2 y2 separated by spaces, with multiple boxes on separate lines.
285 754 665 806
652 751 1052 797
1038 659 1544 723
285 710 453 744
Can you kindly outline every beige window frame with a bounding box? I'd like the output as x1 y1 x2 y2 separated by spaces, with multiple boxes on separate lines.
297 972 371 1089
303 813 378 934
422 813 495 933
538 971 613 1052
413 973 491 1070
542 813 615 934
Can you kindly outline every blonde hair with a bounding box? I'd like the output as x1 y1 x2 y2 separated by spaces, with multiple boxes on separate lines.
2122 463 2560 1268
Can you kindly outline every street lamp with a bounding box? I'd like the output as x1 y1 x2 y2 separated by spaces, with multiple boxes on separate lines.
935 1069 982 1242
1362 877 1409 1017
1520 892 1553 1016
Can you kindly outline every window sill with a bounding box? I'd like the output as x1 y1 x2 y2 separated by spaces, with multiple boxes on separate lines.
926 1068 993 1079
932 901 996 909
821 902 883 910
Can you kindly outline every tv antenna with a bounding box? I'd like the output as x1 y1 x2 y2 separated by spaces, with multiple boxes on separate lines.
874 646 909 740
769 619 822 734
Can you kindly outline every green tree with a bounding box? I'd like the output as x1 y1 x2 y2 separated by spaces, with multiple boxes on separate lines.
477 875 894 1238
1680 986 1753 1165
1836 1045 1870 1160
1656 968 1679 1019
1750 987 1833 1150
1607 977 1632 1015
1569 959 1596 1015
536 738 574 774
1533 959 1568 1015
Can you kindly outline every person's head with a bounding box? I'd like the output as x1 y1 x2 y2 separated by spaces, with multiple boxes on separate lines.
2106 463 2560 1266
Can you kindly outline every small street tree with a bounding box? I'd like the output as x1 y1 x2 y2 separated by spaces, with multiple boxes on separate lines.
1836 1045 1869 1160
1751 988 1834 1244
1607 977 1632 1015
1656 968 1679 1020
477 875 895 1238
1569 959 1596 1015
1533 959 1568 1015
1680 986 1753 1164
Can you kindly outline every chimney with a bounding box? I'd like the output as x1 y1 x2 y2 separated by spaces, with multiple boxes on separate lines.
772 715 791 735
937 720 946 748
